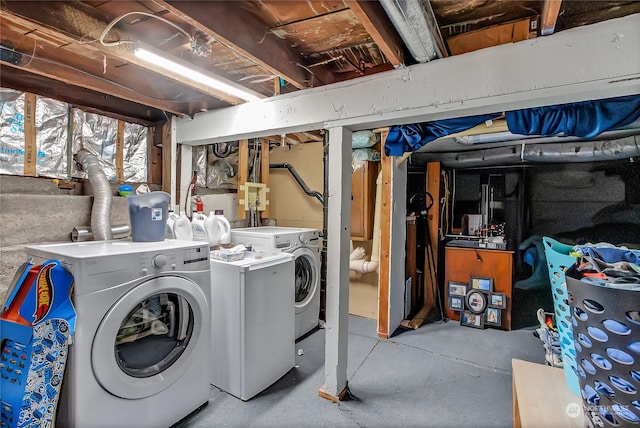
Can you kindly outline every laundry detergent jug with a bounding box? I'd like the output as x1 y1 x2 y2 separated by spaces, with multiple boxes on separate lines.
215 210 232 245
191 212 208 242
165 210 178 239
204 212 221 247
173 211 193 241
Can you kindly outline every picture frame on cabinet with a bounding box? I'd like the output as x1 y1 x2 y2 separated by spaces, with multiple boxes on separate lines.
489 292 507 309
470 276 494 292
485 307 501 327
449 296 464 312
448 281 467 297
465 289 488 315
460 310 484 329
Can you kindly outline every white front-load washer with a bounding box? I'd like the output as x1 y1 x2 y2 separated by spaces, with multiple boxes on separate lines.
25 239 211 428
230 227 321 340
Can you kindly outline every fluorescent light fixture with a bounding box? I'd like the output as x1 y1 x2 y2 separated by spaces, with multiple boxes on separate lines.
134 42 262 103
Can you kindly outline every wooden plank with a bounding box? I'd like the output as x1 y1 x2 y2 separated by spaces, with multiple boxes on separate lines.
540 0 563 36
512 359 583 427
377 129 391 339
347 1 405 67
446 17 537 55
260 139 270 219
115 121 125 183
159 121 172 193
236 139 249 220
23 93 37 177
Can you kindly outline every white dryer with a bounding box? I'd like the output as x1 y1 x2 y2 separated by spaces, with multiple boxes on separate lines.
230 227 321 340
25 239 211 428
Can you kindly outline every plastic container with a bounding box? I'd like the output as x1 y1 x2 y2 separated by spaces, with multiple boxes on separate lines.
566 265 640 427
165 211 178 239
204 212 221 247
191 212 208 242
215 210 231 245
542 236 580 396
173 212 193 241
127 191 170 242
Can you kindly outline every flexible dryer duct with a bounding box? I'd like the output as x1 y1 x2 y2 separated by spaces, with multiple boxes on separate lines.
75 149 113 240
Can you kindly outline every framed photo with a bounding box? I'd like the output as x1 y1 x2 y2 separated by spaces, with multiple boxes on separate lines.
485 307 501 326
465 290 488 315
448 296 464 312
470 276 494 292
460 310 484 329
488 292 506 309
448 281 467 297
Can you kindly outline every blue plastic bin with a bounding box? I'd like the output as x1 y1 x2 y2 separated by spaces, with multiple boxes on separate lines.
542 236 580 396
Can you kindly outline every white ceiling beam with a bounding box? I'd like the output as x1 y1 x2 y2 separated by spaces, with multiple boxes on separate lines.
176 14 640 146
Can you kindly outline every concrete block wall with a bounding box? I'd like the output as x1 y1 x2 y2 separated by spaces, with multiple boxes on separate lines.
0 192 129 300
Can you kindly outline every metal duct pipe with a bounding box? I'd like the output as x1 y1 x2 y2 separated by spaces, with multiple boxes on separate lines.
269 162 324 204
417 135 640 168
72 224 130 242
379 0 445 62
75 149 113 240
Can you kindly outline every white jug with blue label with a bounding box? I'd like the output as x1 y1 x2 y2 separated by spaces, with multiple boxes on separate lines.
191 212 208 242
173 211 193 241
204 211 221 246
215 210 232 245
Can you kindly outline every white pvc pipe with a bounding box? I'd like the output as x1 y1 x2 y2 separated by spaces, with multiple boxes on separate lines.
348 170 382 274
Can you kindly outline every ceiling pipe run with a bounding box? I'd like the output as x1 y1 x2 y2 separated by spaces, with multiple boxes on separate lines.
379 0 446 62
414 135 640 168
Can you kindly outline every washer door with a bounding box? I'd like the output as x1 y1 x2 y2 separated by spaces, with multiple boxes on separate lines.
292 247 320 313
92 275 207 399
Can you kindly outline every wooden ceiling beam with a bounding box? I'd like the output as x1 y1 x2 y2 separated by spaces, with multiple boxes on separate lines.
154 0 335 88
346 0 404 67
0 2 253 105
540 0 563 36
0 66 166 125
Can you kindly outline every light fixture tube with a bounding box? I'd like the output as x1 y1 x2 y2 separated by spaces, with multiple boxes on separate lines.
134 42 262 103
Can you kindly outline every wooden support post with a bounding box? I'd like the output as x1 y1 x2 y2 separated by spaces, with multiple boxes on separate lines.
319 126 351 402
237 139 249 220
260 139 270 219
115 121 125 183
23 93 37 177
377 128 391 339
158 121 172 194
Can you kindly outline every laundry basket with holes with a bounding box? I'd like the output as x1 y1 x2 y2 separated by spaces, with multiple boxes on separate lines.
566 264 640 428
543 236 581 396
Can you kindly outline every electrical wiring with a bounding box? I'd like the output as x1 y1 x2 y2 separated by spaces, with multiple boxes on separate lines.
99 11 192 47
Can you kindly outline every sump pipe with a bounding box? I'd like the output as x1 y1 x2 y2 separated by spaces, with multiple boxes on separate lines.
270 163 324 204
72 224 130 242
75 149 113 240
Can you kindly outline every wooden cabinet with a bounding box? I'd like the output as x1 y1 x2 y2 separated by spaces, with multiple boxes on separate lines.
444 247 514 330
350 161 377 241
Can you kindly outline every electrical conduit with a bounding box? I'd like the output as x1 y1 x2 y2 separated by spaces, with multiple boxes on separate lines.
75 149 113 240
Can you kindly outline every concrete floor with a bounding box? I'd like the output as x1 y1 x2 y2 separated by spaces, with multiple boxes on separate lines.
175 315 544 428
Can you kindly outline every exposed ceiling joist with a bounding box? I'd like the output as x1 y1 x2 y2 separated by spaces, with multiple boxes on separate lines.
346 0 405 67
540 0 563 36
155 0 334 89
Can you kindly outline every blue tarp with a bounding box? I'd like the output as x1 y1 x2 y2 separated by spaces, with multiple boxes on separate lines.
505 95 640 138
385 95 640 156
385 113 501 155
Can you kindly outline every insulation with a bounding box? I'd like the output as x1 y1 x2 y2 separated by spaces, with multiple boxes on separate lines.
0 93 68 178
72 109 148 182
